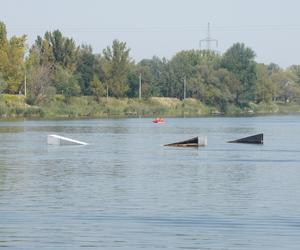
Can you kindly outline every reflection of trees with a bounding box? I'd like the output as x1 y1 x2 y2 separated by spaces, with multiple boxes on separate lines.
0 158 8 195
0 127 25 197
0 127 24 133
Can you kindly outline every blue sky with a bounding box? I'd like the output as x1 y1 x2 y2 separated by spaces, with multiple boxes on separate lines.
2 0 300 67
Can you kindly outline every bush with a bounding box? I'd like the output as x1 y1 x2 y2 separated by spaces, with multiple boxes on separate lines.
24 107 45 117
0 103 8 116
25 96 35 105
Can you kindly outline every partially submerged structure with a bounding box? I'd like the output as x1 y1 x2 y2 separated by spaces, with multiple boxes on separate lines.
47 134 88 146
228 133 263 144
164 136 207 147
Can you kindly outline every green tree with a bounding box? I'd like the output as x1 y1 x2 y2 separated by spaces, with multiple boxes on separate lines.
0 73 7 93
28 30 81 100
157 57 175 97
6 35 27 93
76 45 96 95
127 64 141 98
30 30 78 71
288 65 300 84
169 50 200 99
0 22 7 47
0 21 8 74
267 63 281 74
0 21 27 94
26 65 52 104
271 70 299 103
127 62 157 98
46 30 78 70
221 43 257 104
30 35 55 67
255 64 275 103
211 68 237 111
128 56 165 98
102 40 131 97
53 66 80 102
91 75 105 102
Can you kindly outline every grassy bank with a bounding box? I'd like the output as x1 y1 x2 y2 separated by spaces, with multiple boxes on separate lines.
1 94 300 119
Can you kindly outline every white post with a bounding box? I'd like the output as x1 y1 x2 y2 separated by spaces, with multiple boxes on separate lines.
24 72 27 97
183 76 186 100
139 73 142 100
106 83 108 100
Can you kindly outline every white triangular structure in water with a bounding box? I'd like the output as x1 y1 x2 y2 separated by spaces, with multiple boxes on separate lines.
47 134 88 146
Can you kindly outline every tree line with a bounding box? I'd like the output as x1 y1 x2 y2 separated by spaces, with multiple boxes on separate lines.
1 21 300 112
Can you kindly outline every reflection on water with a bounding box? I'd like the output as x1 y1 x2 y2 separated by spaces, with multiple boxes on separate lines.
1 116 300 249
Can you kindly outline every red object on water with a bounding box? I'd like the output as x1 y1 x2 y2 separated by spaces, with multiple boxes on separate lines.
152 118 165 124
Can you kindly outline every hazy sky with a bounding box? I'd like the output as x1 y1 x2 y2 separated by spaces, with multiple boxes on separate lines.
2 0 300 67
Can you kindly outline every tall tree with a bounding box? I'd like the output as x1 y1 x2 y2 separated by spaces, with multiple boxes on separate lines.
28 30 81 99
52 65 80 102
0 73 7 94
0 21 27 94
102 40 131 97
255 64 275 103
134 56 165 97
267 63 281 74
6 35 27 93
91 74 105 102
27 65 52 104
221 43 257 104
169 50 202 99
0 22 7 47
271 70 299 103
158 57 175 97
30 30 78 71
30 35 55 67
0 21 8 78
288 65 300 84
76 45 96 95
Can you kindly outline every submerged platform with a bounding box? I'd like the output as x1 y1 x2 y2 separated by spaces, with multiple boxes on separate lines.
47 134 88 146
228 133 263 144
164 136 207 147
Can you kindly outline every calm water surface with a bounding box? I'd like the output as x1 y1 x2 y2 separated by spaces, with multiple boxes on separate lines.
0 116 300 249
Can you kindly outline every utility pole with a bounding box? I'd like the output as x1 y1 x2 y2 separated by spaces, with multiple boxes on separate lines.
199 22 218 51
24 72 27 97
183 76 187 100
139 73 142 100
106 83 109 100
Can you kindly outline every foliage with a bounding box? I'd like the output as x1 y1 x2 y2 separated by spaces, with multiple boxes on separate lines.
0 73 7 93
102 40 131 97
91 74 105 102
0 21 27 94
1 20 300 118
53 66 80 102
287 65 300 84
221 43 257 104
43 30 79 70
76 45 96 95
255 64 275 103
27 65 52 104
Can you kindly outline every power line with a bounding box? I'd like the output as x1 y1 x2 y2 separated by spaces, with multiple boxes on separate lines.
139 73 142 100
7 24 300 33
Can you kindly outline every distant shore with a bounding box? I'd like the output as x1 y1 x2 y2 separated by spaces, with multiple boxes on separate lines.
1 94 300 120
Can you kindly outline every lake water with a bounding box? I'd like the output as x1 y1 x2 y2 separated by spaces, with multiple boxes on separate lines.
1 116 300 249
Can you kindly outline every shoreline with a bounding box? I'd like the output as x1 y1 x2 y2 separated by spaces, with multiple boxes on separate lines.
1 110 300 122
1 95 300 121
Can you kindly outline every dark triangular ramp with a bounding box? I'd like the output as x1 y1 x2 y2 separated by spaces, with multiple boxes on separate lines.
228 133 263 144
164 137 199 147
